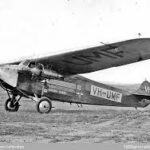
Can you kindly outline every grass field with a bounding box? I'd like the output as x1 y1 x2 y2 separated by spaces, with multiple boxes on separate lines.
0 87 150 144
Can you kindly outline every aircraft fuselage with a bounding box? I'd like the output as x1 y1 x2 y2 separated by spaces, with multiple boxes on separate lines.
0 64 149 114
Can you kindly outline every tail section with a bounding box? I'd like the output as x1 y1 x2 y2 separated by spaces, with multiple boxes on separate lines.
134 80 150 96
133 80 150 107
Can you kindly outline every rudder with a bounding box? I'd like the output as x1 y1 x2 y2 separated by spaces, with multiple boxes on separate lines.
134 80 150 96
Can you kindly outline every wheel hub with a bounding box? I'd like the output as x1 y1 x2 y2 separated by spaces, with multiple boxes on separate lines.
7 101 16 110
39 101 50 113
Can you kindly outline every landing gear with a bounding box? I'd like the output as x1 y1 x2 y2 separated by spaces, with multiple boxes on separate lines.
36 97 52 114
5 98 19 112
4 90 22 112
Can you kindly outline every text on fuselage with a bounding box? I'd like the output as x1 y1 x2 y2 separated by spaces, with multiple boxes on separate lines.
90 85 122 103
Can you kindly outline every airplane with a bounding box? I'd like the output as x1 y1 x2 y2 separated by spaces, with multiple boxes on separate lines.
1 38 150 113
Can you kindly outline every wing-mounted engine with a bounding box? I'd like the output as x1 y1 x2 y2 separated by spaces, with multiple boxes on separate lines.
132 80 150 107
133 80 150 96
18 60 64 80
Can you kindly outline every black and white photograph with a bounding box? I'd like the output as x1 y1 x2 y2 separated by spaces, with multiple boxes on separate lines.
0 0 150 149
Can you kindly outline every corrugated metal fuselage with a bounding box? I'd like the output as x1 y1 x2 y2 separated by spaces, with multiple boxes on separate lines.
17 71 149 108
0 64 149 108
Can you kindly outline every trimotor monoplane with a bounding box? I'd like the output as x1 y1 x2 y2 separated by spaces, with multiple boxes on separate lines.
1 38 150 113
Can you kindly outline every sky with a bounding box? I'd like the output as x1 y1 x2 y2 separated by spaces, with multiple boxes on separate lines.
0 0 150 84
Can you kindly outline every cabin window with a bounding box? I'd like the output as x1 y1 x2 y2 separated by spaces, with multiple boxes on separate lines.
28 62 36 68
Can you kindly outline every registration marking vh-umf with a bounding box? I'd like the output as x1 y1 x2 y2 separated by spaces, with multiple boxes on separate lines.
90 85 122 103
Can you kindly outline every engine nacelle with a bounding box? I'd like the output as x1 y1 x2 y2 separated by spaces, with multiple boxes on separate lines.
42 69 63 79
139 98 150 107
18 60 63 80
30 67 42 76
30 63 44 76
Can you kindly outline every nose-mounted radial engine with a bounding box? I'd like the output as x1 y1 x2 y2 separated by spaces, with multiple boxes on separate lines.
1 38 150 114
18 60 63 80
3 60 64 113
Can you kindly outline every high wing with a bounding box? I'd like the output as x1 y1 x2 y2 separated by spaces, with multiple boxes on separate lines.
11 38 150 76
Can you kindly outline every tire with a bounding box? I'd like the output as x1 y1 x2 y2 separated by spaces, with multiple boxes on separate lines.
5 98 19 112
36 97 52 114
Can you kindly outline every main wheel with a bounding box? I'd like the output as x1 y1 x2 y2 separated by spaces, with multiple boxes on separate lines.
5 98 19 112
36 97 52 114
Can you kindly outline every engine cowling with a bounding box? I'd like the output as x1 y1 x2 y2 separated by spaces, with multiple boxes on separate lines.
139 98 150 107
30 63 44 76
18 60 63 80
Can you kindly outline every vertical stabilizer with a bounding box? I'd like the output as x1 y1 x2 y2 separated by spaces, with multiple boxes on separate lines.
134 80 150 95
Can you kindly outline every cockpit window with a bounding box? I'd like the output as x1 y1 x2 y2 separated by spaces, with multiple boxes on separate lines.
19 60 44 71
28 62 36 68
